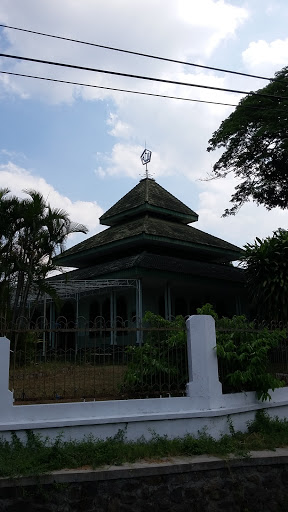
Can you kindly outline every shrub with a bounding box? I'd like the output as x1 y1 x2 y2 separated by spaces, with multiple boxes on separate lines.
200 305 286 400
123 306 286 400
122 312 187 397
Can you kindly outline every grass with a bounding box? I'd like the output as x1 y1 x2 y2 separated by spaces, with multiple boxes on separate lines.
1 411 288 478
9 362 127 403
9 359 187 404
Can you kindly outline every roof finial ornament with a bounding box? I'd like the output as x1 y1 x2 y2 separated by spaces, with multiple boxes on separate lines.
140 145 152 179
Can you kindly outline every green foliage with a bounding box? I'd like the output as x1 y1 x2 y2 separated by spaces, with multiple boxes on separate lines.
242 228 288 323
123 311 187 396
197 304 287 400
207 65 288 216
2 414 288 477
195 303 287 400
196 303 218 320
213 306 286 400
0 188 88 330
123 306 286 400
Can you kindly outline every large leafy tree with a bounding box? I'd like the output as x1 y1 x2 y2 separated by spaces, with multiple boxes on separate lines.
242 229 288 324
207 66 288 216
0 189 88 325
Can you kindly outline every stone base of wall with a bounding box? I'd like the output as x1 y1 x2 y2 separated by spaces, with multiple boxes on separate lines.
1 450 288 511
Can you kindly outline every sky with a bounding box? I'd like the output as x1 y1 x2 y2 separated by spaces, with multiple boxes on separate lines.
0 0 288 256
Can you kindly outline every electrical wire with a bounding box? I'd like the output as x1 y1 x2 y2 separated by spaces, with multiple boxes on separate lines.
1 53 287 100
0 23 280 83
0 69 240 107
1 70 284 110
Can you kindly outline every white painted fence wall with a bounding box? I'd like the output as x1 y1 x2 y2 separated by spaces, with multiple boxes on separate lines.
1 315 288 442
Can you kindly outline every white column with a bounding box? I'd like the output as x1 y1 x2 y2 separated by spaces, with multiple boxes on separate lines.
186 315 223 409
0 337 14 416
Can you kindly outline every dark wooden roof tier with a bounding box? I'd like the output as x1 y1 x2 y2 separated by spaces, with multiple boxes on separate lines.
55 215 242 267
99 178 198 226
54 175 244 286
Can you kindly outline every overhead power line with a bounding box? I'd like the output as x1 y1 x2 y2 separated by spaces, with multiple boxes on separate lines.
0 69 241 107
0 23 277 83
0 70 284 111
1 53 287 101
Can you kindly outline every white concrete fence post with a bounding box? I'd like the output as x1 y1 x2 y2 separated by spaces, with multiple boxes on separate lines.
0 337 14 416
186 315 223 409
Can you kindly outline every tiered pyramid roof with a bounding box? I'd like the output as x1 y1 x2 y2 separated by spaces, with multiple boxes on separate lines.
54 178 242 269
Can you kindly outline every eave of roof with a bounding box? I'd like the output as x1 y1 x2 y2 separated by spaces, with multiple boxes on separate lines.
100 202 197 226
50 252 246 284
54 216 242 267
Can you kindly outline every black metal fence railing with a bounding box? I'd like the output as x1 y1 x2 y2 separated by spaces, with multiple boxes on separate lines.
4 315 287 403
269 336 288 385
3 317 188 403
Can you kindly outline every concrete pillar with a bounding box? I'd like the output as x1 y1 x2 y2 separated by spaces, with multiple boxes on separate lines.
186 315 223 409
0 337 14 416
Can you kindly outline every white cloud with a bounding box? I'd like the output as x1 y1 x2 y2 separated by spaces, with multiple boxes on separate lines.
95 143 167 179
0 0 248 104
265 2 281 14
196 175 288 248
6 0 285 253
0 162 104 245
242 38 288 75
177 0 248 56
0 148 26 160
107 113 132 139
93 68 236 182
0 0 247 193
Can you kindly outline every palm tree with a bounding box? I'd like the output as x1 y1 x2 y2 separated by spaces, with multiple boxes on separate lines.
0 189 88 328
0 189 22 326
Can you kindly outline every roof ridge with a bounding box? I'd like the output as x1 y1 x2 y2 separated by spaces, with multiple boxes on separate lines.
145 177 149 203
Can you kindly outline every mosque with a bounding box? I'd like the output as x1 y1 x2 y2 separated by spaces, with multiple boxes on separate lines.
50 151 246 345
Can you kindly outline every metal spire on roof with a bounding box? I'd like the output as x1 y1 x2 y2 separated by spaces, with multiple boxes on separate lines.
140 146 152 178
